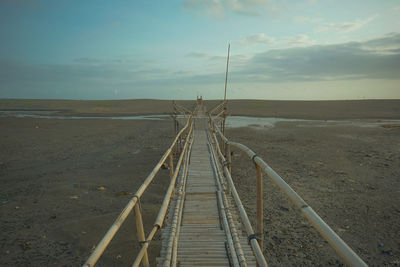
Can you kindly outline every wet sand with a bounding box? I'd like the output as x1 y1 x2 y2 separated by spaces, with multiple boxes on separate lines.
1 99 399 266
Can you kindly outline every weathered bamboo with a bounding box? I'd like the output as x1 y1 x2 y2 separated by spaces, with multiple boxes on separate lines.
223 163 268 267
133 122 193 267
169 152 174 180
154 124 193 228
211 131 268 267
214 109 225 119
164 134 193 267
217 190 240 267
171 136 193 267
82 116 192 267
208 134 241 267
225 142 232 174
132 227 158 267
256 164 263 267
209 115 368 267
173 102 192 115
134 203 150 267
209 101 224 115
214 147 248 267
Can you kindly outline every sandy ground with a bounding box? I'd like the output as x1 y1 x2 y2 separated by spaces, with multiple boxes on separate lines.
1 99 399 266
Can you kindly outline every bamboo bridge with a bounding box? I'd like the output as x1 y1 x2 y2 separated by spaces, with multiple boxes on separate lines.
82 99 367 267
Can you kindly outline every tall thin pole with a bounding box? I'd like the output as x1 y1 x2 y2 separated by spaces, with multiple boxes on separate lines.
224 43 230 103
222 43 230 136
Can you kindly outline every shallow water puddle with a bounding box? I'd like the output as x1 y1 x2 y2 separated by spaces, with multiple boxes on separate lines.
1 111 399 129
225 116 306 128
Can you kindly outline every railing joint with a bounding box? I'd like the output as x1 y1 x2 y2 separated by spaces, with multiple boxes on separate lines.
248 233 262 244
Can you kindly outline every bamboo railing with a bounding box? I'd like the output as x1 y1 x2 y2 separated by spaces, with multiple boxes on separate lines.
207 104 368 267
82 106 196 267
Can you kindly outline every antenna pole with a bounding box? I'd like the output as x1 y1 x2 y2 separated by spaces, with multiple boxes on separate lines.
224 43 230 104
222 43 230 136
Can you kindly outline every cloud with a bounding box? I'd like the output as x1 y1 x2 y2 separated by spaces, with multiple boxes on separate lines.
185 52 213 58
235 33 400 82
315 15 378 33
282 34 316 47
182 0 268 18
1 34 399 100
238 33 276 45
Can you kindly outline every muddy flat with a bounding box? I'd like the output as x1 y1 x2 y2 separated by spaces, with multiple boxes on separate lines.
1 99 399 266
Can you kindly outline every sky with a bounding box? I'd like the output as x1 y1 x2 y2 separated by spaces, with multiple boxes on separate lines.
0 0 399 100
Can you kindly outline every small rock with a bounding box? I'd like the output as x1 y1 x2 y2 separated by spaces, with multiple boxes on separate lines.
116 254 122 260
161 163 168 169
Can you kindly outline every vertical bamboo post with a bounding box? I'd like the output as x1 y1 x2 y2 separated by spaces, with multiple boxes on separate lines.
256 164 263 261
134 203 150 267
226 143 231 174
169 152 174 180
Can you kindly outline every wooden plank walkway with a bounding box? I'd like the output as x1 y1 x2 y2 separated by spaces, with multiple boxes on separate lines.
158 113 257 267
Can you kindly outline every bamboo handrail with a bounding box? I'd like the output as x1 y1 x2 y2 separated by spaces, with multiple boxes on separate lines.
209 133 248 267
83 115 193 267
163 130 193 267
209 101 225 115
209 116 368 267
173 102 192 115
210 129 268 267
133 122 194 267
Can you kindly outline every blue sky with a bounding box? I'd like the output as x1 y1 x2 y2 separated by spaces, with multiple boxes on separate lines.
0 0 399 100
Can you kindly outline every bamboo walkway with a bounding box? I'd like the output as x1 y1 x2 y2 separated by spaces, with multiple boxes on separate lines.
83 100 367 267
158 112 257 266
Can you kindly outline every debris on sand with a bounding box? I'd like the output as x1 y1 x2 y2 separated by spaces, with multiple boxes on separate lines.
96 186 105 191
70 195 79 200
161 163 169 169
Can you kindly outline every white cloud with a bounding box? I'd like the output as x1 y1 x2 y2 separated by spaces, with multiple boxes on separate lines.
185 52 213 58
282 34 316 47
392 5 400 11
315 14 378 33
182 0 268 18
238 33 276 45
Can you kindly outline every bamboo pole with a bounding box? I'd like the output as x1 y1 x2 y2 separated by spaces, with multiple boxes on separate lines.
132 227 158 267
256 164 263 267
169 152 174 180
208 115 368 267
224 43 230 104
209 101 224 115
171 135 193 267
133 122 193 267
83 116 192 267
134 203 150 267
211 131 268 267
226 142 232 174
